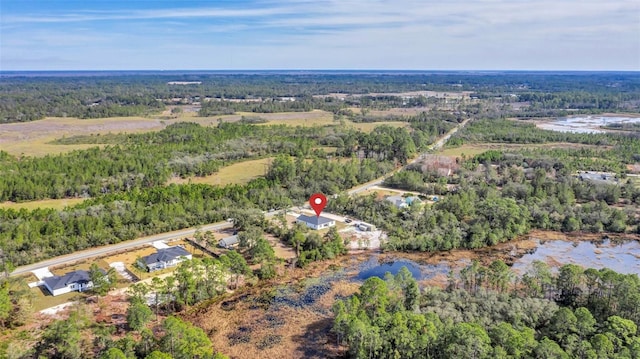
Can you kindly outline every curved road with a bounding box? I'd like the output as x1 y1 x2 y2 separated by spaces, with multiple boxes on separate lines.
10 118 471 277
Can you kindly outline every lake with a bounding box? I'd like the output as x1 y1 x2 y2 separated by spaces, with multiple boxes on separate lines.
538 115 640 133
512 239 640 275
356 239 640 282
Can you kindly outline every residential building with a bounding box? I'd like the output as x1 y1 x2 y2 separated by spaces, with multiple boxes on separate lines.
385 195 422 209
296 214 336 230
42 269 102 296
137 246 193 272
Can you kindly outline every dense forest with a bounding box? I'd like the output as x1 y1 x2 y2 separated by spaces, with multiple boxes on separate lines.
333 263 640 359
0 154 387 267
1 72 639 122
327 118 640 253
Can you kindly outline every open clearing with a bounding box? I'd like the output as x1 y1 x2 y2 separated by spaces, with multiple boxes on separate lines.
168 157 273 186
357 186 423 199
255 110 335 127
50 258 111 276
0 116 166 157
0 198 86 211
0 111 329 157
348 121 410 132
1 110 411 157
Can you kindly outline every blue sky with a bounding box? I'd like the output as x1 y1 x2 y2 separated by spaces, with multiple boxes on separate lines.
1 0 639 70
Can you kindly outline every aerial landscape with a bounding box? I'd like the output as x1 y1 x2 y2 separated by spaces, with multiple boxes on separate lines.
1 1 639 359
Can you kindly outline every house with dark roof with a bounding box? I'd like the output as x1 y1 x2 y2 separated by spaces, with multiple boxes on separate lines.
137 246 193 272
296 214 336 230
218 235 240 249
42 269 103 296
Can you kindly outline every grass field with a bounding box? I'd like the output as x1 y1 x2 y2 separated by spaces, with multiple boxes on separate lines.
256 110 335 127
347 121 410 132
1 110 413 157
358 188 409 199
439 142 608 159
0 198 86 211
168 157 273 186
0 116 165 157
439 144 494 158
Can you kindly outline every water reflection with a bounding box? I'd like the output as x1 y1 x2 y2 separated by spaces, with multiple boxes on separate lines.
356 256 452 281
538 115 640 133
512 239 640 275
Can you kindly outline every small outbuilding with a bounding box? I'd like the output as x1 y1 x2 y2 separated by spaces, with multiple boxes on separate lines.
218 235 240 249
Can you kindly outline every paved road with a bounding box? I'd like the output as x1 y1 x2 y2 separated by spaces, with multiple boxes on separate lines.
11 118 470 277
348 118 471 195
11 222 233 276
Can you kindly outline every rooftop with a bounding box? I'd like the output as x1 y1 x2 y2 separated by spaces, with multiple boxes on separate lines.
141 246 191 265
42 270 95 290
219 235 240 247
297 214 334 226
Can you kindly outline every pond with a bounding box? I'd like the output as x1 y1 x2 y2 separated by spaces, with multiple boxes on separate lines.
538 115 640 134
356 256 452 281
512 239 640 275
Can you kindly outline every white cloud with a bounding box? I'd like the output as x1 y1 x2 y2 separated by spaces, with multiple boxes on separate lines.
1 0 638 70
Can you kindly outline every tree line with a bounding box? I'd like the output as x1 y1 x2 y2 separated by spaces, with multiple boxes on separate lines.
333 264 639 359
3 72 638 123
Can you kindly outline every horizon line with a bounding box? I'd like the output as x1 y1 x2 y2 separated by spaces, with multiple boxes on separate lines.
2 69 639 74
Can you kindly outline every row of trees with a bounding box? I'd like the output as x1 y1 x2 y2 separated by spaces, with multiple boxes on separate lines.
453 260 640 326
0 117 445 202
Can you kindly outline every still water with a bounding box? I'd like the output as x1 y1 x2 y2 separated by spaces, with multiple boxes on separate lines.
356 239 640 282
538 115 640 134
512 239 640 275
357 256 453 281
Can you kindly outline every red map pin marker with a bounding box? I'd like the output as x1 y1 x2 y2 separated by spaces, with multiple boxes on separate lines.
309 193 327 217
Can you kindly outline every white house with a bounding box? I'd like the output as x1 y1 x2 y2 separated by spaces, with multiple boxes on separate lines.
296 214 336 230
42 270 101 296
386 195 409 208
137 246 193 272
385 195 422 209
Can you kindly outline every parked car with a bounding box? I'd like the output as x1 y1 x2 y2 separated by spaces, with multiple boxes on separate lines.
345 219 352 223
